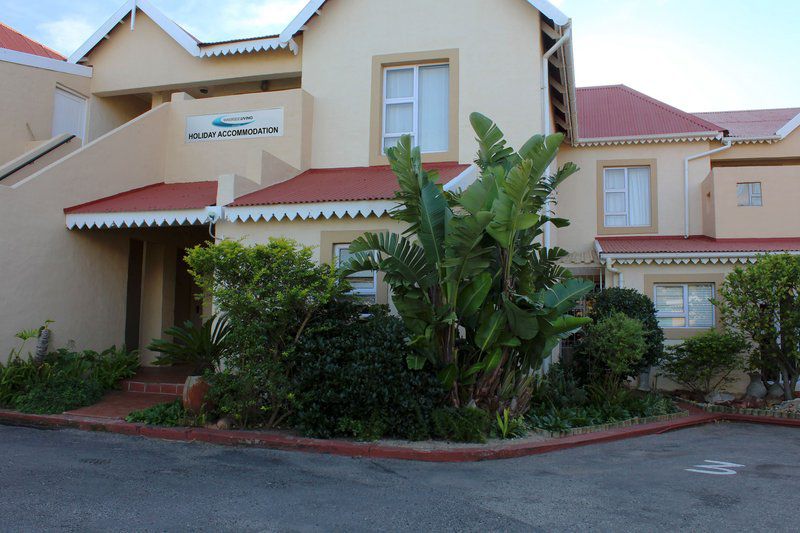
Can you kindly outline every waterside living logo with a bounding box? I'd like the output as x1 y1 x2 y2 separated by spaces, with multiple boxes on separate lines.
186 108 284 143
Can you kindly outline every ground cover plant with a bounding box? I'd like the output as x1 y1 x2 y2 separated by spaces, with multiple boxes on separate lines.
342 114 592 418
126 399 189 426
527 363 677 433
0 341 138 414
714 254 800 400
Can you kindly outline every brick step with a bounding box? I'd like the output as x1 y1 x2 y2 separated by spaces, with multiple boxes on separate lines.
121 380 185 395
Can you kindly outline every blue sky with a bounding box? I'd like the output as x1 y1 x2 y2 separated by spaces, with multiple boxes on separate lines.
2 0 798 112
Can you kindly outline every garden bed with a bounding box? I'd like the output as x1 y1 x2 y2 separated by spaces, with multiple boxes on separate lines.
681 398 800 421
530 409 689 438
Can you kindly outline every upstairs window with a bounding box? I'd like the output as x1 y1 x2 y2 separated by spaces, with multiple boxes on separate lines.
737 182 762 206
383 64 450 154
654 283 715 328
603 166 651 227
333 243 377 304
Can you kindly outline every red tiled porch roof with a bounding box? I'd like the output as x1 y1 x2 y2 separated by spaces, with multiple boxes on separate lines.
596 235 800 255
576 85 723 140
64 182 217 214
230 163 470 207
0 22 65 60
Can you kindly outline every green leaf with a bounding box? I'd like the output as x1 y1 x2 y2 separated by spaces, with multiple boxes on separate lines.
475 309 506 353
502 295 540 340
457 272 493 319
470 112 516 169
544 278 595 315
406 353 427 370
438 364 459 388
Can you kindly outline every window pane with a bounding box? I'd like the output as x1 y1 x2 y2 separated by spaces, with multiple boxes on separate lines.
750 182 762 195
385 68 414 98
687 284 714 327
737 184 750 206
627 167 651 226
385 103 413 134
751 195 762 206
604 214 627 227
655 285 685 314
658 316 686 328
604 169 626 190
383 135 405 152
418 65 449 153
605 192 626 214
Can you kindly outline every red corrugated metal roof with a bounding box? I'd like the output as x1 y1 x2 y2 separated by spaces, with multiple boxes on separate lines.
0 22 65 60
64 182 217 214
694 108 800 138
576 85 723 139
596 236 800 254
230 163 469 207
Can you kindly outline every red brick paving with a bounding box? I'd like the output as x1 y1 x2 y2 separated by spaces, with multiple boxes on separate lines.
65 391 179 419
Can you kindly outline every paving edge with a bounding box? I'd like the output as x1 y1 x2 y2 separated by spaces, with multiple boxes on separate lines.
0 408 796 462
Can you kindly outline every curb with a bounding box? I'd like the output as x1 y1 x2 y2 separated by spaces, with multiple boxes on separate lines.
0 408 724 462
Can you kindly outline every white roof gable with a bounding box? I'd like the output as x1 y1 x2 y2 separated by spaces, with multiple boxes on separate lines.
68 0 295 64
280 0 570 42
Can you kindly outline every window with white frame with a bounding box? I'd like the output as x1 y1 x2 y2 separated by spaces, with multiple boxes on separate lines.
334 243 378 304
603 166 652 227
654 283 715 328
383 63 449 154
737 182 762 206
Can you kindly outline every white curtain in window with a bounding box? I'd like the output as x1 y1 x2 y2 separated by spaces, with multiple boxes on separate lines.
736 183 749 206
627 167 650 226
687 284 714 327
386 68 414 98
385 103 413 134
418 65 449 153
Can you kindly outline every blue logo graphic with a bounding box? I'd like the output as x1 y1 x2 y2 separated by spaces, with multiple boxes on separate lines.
212 115 255 128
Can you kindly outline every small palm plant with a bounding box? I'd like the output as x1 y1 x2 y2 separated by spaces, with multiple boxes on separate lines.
148 315 231 373
343 113 592 415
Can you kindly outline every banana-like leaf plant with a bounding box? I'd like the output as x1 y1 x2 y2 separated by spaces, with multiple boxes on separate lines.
343 113 592 413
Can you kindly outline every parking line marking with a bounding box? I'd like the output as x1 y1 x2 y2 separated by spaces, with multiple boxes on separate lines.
685 460 745 475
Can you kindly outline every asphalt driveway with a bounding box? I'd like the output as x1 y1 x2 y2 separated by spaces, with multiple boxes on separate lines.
0 422 798 532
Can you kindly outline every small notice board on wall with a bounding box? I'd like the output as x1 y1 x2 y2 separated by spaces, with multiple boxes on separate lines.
185 108 284 143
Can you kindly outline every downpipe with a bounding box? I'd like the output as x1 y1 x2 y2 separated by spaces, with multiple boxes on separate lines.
683 140 731 238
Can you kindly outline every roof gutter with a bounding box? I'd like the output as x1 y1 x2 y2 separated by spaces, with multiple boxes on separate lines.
541 22 572 250
683 140 731 238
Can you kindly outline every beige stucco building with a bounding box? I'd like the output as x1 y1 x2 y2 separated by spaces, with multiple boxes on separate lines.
1 0 798 388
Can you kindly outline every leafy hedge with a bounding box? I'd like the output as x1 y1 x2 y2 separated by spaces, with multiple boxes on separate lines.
292 304 444 440
0 347 138 414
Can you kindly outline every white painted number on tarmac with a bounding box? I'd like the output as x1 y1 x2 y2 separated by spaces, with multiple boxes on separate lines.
685 460 745 475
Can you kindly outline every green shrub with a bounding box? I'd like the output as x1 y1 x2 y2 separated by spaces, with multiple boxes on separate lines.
575 312 646 380
148 315 230 373
202 369 268 428
14 377 104 414
186 238 346 428
528 364 677 432
0 345 138 414
126 400 188 426
292 304 443 441
431 407 490 443
588 288 664 370
661 330 746 396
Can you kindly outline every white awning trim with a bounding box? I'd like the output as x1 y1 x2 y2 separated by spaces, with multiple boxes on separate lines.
199 38 298 57
225 200 397 223
575 131 722 147
66 208 211 229
596 250 800 266
442 164 479 192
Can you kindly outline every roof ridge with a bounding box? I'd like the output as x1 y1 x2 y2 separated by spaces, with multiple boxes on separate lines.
616 85 722 133
694 107 800 115
0 21 66 60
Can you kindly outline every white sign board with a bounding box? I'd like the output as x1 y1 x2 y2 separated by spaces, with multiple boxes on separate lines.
185 108 284 143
